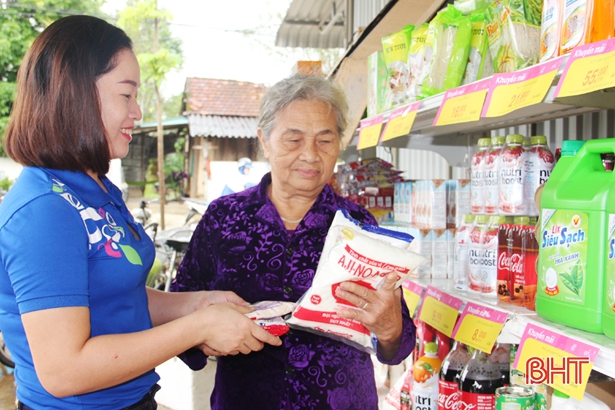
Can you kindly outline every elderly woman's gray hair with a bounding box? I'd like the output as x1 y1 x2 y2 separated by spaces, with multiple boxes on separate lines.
258 75 349 141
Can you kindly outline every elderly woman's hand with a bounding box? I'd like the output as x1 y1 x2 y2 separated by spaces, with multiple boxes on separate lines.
333 271 402 360
193 290 252 311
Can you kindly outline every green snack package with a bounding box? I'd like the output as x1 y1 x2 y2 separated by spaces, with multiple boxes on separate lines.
407 23 429 102
420 5 473 98
485 0 542 73
366 51 391 117
381 24 414 108
462 9 494 85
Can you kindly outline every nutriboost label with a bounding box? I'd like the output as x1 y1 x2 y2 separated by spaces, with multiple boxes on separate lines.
539 209 588 305
499 142 526 215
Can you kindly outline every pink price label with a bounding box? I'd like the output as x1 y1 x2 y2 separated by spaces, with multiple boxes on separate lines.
417 285 463 318
481 57 564 117
388 102 420 122
360 115 384 129
452 302 508 337
402 280 424 295
513 323 600 370
433 78 491 126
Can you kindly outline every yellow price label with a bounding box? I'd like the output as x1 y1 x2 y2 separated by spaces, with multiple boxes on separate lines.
435 90 487 126
453 313 505 353
402 287 421 318
381 103 419 142
514 323 599 401
418 295 459 337
556 42 615 97
483 58 562 118
357 116 383 150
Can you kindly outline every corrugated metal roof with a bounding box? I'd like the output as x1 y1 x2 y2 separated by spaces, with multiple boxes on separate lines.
276 0 347 48
187 114 258 139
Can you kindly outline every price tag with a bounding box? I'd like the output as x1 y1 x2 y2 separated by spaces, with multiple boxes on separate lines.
451 302 509 353
555 38 615 98
417 286 462 337
433 79 490 126
356 115 384 150
402 280 424 318
513 323 599 400
381 102 420 142
482 57 563 118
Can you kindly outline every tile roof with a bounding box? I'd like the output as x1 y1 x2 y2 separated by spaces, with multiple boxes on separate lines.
183 77 267 117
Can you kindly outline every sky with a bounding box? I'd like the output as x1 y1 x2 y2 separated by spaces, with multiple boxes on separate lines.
102 0 312 97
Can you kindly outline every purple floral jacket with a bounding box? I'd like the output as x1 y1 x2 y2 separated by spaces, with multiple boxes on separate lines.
170 173 416 410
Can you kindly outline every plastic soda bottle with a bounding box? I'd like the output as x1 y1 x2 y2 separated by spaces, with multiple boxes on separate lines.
482 215 511 299
471 138 491 214
412 341 441 410
468 214 489 296
537 139 610 333
484 136 505 215
499 134 526 215
438 341 471 410
497 217 515 303
454 214 475 291
510 216 529 306
459 348 503 409
488 343 510 387
524 135 555 216
523 217 539 311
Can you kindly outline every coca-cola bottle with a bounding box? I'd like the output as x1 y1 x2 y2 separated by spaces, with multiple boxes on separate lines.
510 216 528 307
488 343 510 387
523 217 539 311
497 219 514 303
438 341 471 410
482 215 512 299
459 348 503 409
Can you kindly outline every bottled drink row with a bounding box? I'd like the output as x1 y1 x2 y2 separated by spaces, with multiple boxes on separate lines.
454 213 539 308
470 134 555 217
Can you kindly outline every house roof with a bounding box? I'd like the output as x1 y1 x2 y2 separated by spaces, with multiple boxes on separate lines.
186 114 259 139
183 77 266 117
276 0 346 48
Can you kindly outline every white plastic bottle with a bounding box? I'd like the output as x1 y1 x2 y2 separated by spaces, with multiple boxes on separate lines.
484 136 505 215
454 214 475 291
551 389 610 410
471 138 491 214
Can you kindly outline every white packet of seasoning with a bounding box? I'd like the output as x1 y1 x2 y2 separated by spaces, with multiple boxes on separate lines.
286 210 427 354
246 301 295 337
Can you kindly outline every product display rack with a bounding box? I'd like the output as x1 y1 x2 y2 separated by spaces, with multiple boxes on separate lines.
329 0 615 382
407 277 615 380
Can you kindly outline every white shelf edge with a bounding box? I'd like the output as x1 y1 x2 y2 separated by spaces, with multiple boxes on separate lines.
408 277 615 379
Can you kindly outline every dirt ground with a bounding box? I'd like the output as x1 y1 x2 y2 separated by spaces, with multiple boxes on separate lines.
0 196 193 408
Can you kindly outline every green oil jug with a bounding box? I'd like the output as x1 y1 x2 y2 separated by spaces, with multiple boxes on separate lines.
537 139 609 334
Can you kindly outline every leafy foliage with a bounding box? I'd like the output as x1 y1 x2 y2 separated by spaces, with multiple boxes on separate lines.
0 0 105 155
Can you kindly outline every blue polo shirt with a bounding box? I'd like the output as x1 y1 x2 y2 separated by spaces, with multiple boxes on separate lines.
0 167 159 409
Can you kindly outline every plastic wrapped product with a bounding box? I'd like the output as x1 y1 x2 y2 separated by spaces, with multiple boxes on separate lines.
462 9 494 85
381 24 415 108
246 301 296 336
286 210 427 354
539 0 562 62
485 0 542 73
406 23 429 102
420 5 473 98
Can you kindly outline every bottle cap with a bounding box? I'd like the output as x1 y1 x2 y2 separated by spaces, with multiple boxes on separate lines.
478 137 491 148
561 140 585 156
425 342 438 354
553 389 570 399
491 136 506 146
523 137 531 148
505 134 524 144
531 135 548 145
477 214 489 224
464 213 476 223
514 216 530 225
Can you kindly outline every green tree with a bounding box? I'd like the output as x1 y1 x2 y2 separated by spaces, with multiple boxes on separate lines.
118 0 183 229
0 0 104 156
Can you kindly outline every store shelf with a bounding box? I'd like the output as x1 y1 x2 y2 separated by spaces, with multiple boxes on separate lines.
408 277 615 380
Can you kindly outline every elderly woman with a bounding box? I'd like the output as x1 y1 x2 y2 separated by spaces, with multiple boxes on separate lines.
171 75 415 409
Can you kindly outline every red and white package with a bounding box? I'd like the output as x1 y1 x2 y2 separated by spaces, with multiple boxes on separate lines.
286 211 427 353
246 301 295 336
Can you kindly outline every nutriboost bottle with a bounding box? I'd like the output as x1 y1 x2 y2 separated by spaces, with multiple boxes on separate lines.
484 136 505 215
524 135 555 216
471 138 491 214
499 134 526 215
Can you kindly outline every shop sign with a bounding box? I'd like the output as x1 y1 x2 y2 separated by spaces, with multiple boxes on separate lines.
513 323 599 401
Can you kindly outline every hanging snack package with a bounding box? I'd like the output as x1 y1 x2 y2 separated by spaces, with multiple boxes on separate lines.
462 9 494 85
420 5 472 98
381 24 414 109
485 0 542 73
286 210 427 354
406 23 429 102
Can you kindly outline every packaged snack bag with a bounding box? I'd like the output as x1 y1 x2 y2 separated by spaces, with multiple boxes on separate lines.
420 5 473 98
381 25 415 108
407 23 430 102
462 9 494 85
485 0 542 73
287 210 427 354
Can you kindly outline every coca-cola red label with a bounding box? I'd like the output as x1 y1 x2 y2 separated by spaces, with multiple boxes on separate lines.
460 391 493 410
438 380 460 409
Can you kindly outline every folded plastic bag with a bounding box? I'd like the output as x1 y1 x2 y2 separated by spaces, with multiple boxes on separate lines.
286 210 427 354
